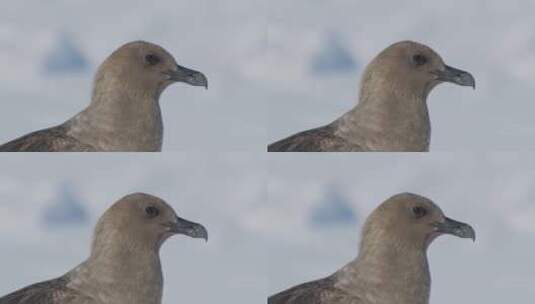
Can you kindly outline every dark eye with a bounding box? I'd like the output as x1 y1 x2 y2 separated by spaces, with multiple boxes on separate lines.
412 206 427 218
145 206 159 217
145 54 160 65
412 54 427 66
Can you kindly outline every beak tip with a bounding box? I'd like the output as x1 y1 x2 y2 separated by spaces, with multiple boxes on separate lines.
469 78 476 90
198 226 209 242
461 75 476 89
196 74 208 90
466 229 476 242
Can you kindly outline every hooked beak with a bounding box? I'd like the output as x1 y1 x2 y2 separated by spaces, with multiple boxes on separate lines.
433 217 476 241
433 65 475 89
166 216 208 242
164 64 208 89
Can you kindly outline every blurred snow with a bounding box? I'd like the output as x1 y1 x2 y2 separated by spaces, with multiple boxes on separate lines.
41 182 89 228
310 32 358 76
309 185 358 228
42 33 89 75
0 2 534 304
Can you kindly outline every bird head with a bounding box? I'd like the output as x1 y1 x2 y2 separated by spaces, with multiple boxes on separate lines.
93 41 208 100
362 193 475 252
362 41 475 100
92 193 208 254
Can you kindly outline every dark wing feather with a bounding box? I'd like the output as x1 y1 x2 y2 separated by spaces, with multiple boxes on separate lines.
268 125 362 152
0 277 86 304
0 125 96 152
269 277 361 304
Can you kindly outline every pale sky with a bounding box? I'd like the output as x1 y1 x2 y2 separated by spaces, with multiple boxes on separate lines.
1 1 535 304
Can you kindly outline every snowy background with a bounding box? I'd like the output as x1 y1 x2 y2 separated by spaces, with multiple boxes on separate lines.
1 1 535 304
265 153 535 304
0 154 266 303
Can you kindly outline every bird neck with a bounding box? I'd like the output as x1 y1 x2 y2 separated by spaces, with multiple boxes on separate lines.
67 241 164 304
335 86 431 151
334 237 431 304
66 83 164 151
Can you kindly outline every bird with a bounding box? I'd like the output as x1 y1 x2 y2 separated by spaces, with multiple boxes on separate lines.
0 41 208 152
268 41 476 152
269 192 475 304
0 192 208 304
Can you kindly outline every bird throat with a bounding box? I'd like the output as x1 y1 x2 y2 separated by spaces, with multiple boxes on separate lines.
335 90 431 151
66 90 164 151
67 242 164 304
334 239 431 304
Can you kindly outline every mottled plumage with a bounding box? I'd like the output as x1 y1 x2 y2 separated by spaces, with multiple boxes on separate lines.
269 193 475 304
0 277 93 304
268 41 475 152
269 276 361 304
0 193 208 304
0 125 96 152
0 41 207 152
268 124 363 152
